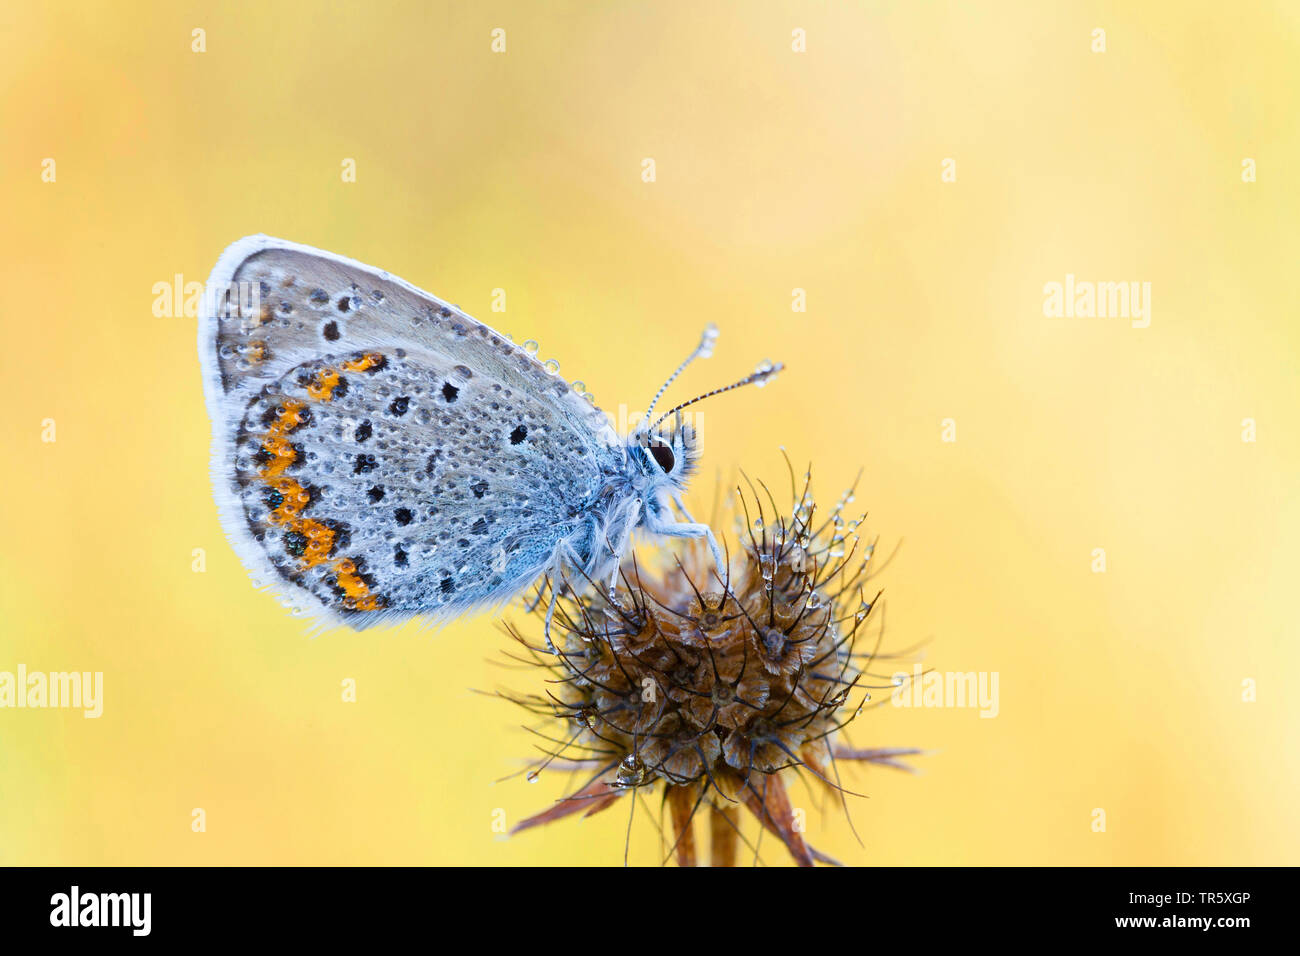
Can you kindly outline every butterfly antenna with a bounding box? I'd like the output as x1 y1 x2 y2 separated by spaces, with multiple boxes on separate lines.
651 360 784 431
642 324 720 427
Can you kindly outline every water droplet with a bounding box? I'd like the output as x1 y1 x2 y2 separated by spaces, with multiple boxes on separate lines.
758 554 775 581
614 753 647 788
699 324 719 357
522 339 540 354
571 380 586 394
543 358 561 375
892 674 906 686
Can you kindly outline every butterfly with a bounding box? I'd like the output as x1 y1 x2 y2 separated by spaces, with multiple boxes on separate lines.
198 236 782 635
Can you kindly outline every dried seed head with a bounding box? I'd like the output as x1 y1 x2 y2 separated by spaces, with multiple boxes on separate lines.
503 464 922 865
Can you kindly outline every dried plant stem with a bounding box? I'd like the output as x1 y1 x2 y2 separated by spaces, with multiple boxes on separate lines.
710 804 740 867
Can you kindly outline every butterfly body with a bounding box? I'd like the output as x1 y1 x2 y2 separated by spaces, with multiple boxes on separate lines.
199 236 775 631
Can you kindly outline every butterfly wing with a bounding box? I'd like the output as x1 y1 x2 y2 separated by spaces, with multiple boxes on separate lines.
198 236 622 629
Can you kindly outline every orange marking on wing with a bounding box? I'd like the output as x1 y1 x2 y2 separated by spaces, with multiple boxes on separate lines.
267 477 311 523
305 368 341 401
305 353 384 402
342 352 384 372
261 400 307 478
251 357 388 612
258 403 336 566
298 519 337 568
335 558 384 611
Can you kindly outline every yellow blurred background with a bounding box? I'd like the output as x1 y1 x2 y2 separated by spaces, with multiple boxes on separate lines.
2 0 1297 865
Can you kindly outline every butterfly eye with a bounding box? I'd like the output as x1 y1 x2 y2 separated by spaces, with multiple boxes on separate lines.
649 441 675 473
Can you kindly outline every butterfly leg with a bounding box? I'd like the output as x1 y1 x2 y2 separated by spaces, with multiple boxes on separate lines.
606 522 638 593
646 509 727 586
667 494 726 578
543 586 561 655
668 495 726 579
523 577 549 614
594 497 641 595
543 538 589 654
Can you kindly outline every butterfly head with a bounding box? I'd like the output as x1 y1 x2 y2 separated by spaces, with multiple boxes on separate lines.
628 412 700 492
627 324 784 497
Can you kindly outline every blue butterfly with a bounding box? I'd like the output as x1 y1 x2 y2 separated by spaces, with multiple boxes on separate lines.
199 236 781 634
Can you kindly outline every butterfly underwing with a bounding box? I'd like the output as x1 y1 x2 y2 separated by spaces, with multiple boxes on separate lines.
198 236 780 631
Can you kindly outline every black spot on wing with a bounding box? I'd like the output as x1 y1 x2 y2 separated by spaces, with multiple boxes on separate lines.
283 530 307 557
